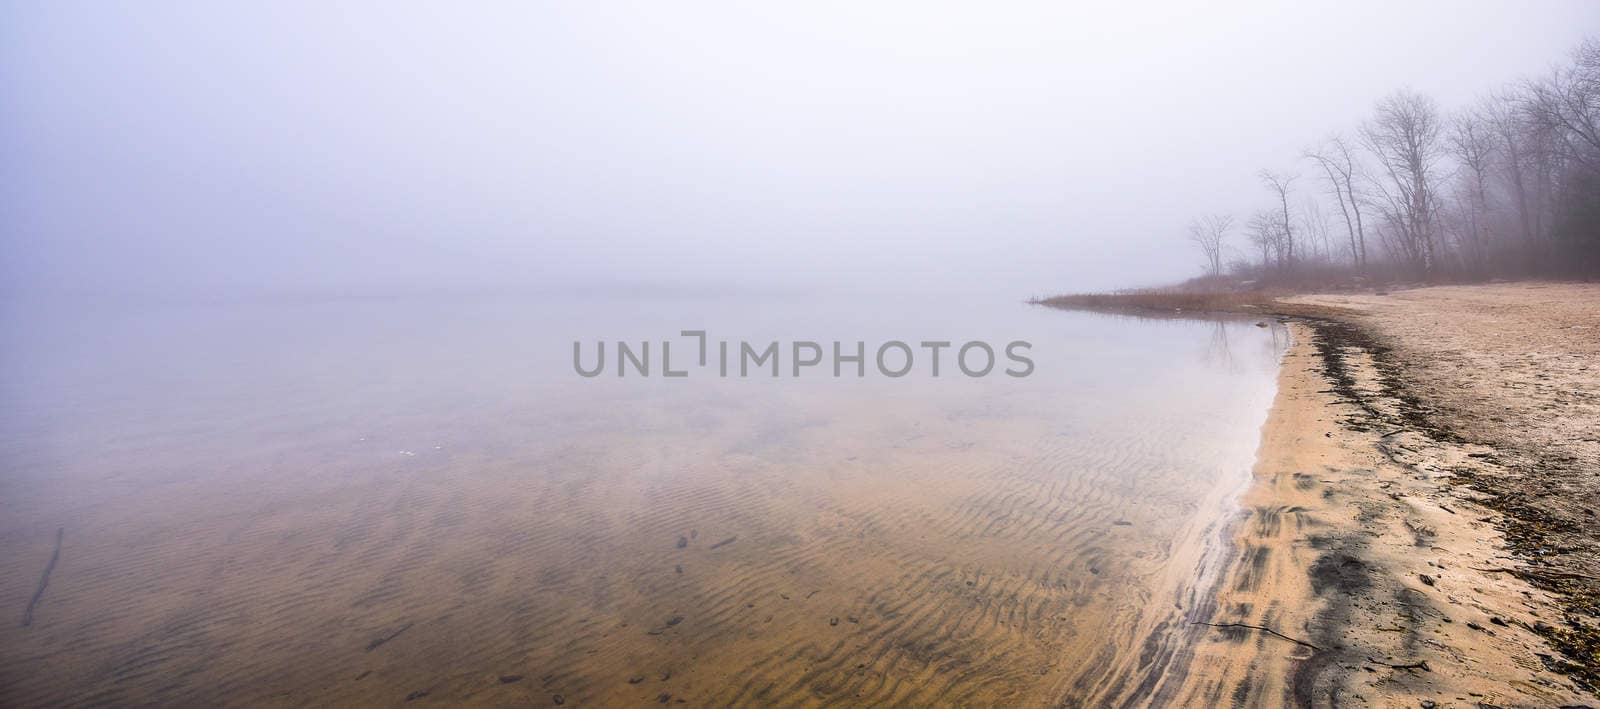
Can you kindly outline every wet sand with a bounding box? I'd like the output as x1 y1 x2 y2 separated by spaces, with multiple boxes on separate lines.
0 400 1259 706
1177 284 1600 707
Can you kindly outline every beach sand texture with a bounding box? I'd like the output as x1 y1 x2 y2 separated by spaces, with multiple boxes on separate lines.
1176 283 1600 707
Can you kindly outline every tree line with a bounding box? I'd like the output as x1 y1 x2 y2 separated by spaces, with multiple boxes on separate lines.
1189 38 1600 286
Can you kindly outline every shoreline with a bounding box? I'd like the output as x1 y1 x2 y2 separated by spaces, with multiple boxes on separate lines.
1159 287 1600 705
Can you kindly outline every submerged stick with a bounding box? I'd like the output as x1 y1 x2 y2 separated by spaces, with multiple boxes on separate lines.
22 528 64 628
1191 621 1322 651
365 622 413 652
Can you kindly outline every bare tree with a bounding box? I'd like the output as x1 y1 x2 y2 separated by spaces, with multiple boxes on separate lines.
1304 135 1369 270
1447 106 1496 272
1247 209 1283 274
1361 89 1446 275
1180 38 1600 284
1259 169 1298 273
1484 91 1541 251
1186 214 1234 276
1299 197 1334 262
1524 39 1600 269
1525 39 1600 173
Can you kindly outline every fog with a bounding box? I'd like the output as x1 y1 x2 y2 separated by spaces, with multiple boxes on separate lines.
4 2 1596 300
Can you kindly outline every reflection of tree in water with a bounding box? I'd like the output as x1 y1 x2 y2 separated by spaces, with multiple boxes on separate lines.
1206 318 1288 374
1264 319 1289 358
1043 308 1288 374
1205 318 1238 372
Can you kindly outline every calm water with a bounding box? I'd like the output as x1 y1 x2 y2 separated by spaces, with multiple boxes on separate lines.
0 293 1285 706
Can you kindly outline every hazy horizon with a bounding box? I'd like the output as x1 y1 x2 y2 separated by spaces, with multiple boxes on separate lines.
4 2 1596 299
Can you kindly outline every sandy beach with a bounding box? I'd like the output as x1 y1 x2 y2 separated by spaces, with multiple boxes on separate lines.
1174 283 1600 707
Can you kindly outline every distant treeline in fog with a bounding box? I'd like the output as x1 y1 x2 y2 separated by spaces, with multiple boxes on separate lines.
1188 38 1600 286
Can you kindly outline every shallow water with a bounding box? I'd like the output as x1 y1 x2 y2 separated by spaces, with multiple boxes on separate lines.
0 293 1285 706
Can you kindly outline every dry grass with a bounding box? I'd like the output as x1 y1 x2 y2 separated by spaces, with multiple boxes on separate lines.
1029 288 1286 315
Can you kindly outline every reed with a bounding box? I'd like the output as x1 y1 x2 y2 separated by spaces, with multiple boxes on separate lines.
1029 288 1285 315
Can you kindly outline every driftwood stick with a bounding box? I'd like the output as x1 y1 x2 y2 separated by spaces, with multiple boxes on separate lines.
1191 621 1322 651
1367 656 1431 672
22 528 64 628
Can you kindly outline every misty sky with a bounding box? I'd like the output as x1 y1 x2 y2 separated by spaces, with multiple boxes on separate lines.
4 2 1597 298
